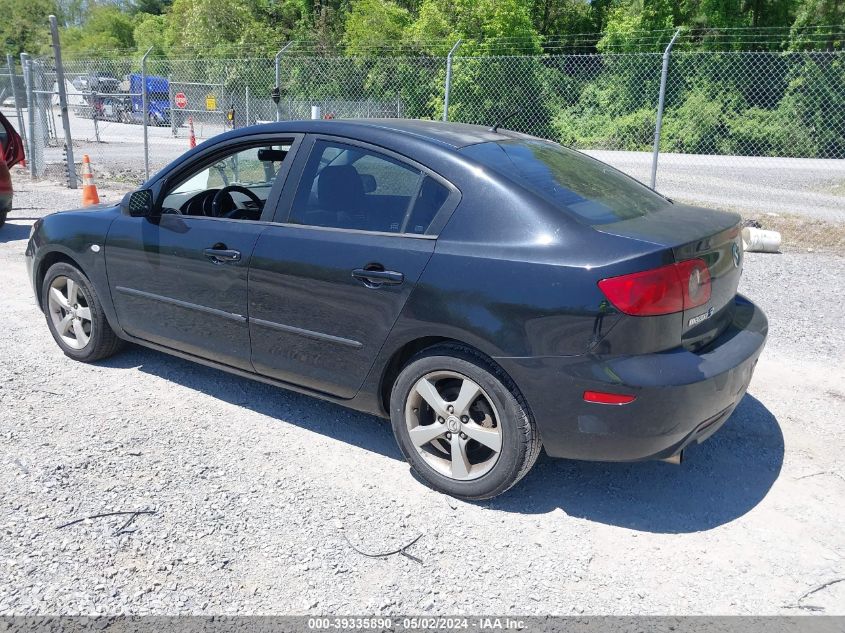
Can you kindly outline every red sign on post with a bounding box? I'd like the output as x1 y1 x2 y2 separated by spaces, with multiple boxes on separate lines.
174 92 188 109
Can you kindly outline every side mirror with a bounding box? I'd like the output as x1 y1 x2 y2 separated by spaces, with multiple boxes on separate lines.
121 189 153 217
360 174 377 194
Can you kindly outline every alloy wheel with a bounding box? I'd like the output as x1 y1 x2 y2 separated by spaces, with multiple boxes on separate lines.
404 370 502 481
47 276 93 350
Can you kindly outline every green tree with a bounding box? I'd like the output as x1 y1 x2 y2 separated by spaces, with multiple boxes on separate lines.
61 5 136 55
133 12 169 55
165 0 281 57
407 0 548 132
790 0 844 49
597 0 676 52
261 0 308 43
57 0 87 27
343 0 411 54
531 0 595 39
1 0 58 57
131 0 173 15
792 0 845 27
294 0 350 51
408 0 541 54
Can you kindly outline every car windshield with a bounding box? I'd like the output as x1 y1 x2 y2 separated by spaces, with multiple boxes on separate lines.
461 140 668 225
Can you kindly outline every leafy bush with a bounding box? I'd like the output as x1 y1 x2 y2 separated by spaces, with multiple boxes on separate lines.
723 105 816 157
551 52 840 159
660 83 738 154
554 106 655 150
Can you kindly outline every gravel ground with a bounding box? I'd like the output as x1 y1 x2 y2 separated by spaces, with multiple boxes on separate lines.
1 179 844 616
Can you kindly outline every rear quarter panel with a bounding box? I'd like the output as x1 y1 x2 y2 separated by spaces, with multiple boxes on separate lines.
356 149 677 417
388 178 673 360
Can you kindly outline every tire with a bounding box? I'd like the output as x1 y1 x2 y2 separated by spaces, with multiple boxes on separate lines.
0 195 9 227
390 343 541 500
41 262 124 363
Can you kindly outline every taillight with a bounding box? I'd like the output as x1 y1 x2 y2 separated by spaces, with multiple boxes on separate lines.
677 258 711 310
598 258 711 316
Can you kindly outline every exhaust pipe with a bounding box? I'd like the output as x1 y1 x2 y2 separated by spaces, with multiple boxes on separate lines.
660 450 684 465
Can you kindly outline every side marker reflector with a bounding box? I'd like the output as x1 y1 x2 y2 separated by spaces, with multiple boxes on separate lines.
583 390 637 405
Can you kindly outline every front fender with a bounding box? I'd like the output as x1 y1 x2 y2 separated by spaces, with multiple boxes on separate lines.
27 206 122 334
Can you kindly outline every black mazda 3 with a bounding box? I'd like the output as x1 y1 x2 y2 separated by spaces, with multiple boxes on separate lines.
25 119 767 499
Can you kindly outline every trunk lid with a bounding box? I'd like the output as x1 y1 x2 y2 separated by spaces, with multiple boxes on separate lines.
596 203 743 350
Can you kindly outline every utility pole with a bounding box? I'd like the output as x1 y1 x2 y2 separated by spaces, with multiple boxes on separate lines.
50 15 77 188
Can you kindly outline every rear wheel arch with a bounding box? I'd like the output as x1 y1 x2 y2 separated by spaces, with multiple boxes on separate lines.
378 336 522 417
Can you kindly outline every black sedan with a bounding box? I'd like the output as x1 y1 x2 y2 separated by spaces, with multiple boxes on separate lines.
25 119 767 499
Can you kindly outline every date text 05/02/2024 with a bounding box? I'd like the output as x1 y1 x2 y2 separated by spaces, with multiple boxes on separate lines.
307 617 527 630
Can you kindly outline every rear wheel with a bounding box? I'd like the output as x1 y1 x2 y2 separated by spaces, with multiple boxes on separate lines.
42 262 124 362
390 344 541 500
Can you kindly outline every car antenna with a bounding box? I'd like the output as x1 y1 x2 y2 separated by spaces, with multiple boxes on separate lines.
490 108 521 133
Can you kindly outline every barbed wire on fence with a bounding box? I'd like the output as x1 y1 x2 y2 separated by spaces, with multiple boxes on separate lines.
31 24 845 62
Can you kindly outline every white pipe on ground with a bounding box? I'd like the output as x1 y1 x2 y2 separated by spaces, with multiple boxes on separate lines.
742 227 782 253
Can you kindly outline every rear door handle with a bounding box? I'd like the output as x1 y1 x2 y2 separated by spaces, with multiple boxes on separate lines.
352 268 404 286
203 248 241 264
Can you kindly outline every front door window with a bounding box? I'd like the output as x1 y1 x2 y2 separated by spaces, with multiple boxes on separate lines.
162 144 291 221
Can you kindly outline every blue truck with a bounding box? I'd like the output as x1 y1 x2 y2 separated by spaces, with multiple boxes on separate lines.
123 74 171 126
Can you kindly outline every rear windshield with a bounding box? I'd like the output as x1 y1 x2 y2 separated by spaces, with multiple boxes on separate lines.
460 140 668 225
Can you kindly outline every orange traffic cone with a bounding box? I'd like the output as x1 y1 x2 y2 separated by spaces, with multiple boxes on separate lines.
188 116 196 148
80 154 100 206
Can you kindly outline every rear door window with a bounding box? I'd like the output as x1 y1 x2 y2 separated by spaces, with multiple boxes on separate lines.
461 140 668 225
288 139 449 235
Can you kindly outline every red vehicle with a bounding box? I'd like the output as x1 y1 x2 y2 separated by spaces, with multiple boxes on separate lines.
1 112 25 228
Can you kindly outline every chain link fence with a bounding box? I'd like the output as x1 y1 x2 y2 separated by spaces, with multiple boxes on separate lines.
1 46 843 219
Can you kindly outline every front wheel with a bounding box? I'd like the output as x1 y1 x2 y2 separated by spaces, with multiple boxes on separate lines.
42 262 124 362
390 344 541 500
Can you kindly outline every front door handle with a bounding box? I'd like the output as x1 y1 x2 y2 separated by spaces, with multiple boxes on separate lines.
204 247 241 264
352 268 404 286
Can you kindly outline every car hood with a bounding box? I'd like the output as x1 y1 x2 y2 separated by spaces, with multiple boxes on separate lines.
54 202 121 215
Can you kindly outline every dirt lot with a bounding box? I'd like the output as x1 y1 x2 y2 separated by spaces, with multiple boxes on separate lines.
1 179 844 616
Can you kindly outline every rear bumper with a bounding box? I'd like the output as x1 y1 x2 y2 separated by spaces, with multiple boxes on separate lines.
497 294 768 461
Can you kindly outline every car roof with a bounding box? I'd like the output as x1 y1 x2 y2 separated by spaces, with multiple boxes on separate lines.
249 118 530 150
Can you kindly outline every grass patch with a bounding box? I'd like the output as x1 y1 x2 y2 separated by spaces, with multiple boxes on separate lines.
744 213 845 254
